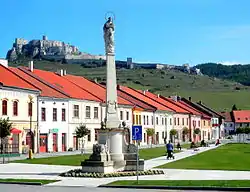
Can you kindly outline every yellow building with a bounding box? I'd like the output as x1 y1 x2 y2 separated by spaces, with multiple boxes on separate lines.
201 118 212 141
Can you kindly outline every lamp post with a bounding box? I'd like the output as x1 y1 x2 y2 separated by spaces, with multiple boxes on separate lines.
28 95 34 153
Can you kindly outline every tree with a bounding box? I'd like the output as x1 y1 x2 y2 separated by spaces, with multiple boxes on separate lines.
146 128 155 148
193 128 201 142
194 128 201 135
244 127 250 134
232 104 238 111
75 124 89 154
182 127 189 142
170 129 177 144
0 118 12 154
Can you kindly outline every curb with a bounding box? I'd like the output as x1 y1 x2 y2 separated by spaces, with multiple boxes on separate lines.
99 185 250 191
0 181 42 186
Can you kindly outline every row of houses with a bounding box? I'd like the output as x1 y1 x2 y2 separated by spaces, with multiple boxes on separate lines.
0 59 225 154
221 110 250 135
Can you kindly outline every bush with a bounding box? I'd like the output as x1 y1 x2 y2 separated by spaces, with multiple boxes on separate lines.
190 142 198 149
59 169 164 178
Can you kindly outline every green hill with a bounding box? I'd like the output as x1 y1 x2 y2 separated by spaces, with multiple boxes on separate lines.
9 59 250 112
196 63 250 86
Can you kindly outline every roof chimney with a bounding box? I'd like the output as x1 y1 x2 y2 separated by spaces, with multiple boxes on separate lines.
57 69 63 76
28 60 34 72
189 96 192 101
94 78 98 83
157 94 160 98
0 59 8 68
143 90 146 95
199 100 202 104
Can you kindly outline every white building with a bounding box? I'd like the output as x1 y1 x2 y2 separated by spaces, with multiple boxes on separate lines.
0 61 40 154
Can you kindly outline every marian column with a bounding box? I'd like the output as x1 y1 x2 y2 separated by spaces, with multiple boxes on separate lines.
103 16 124 163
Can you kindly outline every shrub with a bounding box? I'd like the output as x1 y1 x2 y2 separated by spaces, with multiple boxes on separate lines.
60 169 164 178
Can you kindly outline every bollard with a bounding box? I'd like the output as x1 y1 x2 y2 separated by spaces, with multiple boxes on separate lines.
28 149 33 159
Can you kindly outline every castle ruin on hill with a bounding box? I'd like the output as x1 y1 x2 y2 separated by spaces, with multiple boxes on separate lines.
6 35 105 64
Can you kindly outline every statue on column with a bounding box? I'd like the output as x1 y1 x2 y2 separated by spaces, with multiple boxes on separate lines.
103 17 115 54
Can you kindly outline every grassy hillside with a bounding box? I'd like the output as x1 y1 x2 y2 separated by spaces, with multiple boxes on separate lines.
9 60 250 112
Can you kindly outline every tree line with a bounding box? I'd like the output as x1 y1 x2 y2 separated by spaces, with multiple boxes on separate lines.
196 63 250 86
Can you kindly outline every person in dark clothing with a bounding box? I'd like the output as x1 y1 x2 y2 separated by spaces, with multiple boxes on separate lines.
177 142 181 150
166 140 174 159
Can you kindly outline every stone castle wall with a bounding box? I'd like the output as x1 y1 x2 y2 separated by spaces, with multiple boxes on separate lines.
6 35 104 63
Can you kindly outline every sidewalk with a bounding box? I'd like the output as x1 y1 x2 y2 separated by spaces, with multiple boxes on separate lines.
2 143 249 187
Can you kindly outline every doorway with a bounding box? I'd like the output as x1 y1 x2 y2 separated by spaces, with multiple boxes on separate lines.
39 134 48 152
62 133 66 151
53 133 58 152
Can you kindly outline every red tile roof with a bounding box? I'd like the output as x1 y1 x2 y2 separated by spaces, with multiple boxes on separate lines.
118 86 173 112
233 110 250 123
22 68 101 101
220 112 233 122
63 74 132 106
117 87 156 111
137 90 189 113
10 67 69 98
0 65 38 91
180 98 211 119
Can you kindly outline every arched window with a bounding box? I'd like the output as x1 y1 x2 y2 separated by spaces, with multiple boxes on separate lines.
13 101 18 116
2 100 7 115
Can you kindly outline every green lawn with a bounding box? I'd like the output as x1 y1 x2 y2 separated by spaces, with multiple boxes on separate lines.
0 179 59 185
158 143 250 171
13 154 90 166
139 147 181 160
106 180 250 188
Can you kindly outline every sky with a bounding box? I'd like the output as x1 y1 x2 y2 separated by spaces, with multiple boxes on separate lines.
1 0 250 65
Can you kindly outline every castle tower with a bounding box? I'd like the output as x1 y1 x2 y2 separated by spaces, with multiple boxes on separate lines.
42 35 48 41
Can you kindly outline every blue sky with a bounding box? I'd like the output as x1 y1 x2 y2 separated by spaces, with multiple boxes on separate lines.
1 0 250 65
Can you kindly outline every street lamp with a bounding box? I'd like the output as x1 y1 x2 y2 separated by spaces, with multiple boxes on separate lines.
28 95 34 153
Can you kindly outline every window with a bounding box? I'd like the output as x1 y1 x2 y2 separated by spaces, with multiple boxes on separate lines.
2 100 7 115
151 116 154 125
144 133 146 142
62 108 66 121
41 107 46 121
120 111 124 120
95 129 98 141
139 115 141 125
198 121 201 127
146 116 149 125
170 118 172 125
53 108 57 121
165 118 167 125
85 106 91 118
182 118 184 125
174 118 176 125
162 117 164 125
136 115 139 124
94 107 98 119
73 105 79 118
204 120 205 126
156 117 159 125
126 111 129 120
177 118 180 125
143 115 146 125
13 101 18 116
28 102 32 116
88 131 91 142
162 131 164 139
